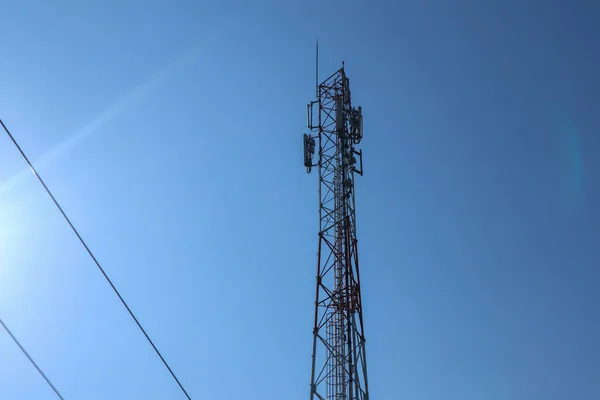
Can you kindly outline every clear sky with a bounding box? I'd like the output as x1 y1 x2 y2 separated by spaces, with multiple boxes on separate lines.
0 0 598 399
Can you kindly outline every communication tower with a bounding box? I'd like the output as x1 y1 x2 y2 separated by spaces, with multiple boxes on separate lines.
303 54 369 400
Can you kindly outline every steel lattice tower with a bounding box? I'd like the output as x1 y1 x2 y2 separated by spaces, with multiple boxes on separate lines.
303 61 369 400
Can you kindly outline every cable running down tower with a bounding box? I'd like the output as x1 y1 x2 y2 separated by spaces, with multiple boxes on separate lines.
303 60 369 400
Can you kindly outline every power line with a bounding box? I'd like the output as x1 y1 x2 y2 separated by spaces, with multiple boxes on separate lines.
0 119 192 400
0 317 64 399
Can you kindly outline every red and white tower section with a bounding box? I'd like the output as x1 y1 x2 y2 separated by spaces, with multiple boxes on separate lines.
304 63 369 400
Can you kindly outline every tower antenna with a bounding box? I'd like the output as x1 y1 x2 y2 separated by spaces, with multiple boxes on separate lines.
303 56 368 400
316 39 319 97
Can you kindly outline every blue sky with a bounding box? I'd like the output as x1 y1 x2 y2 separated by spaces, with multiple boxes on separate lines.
0 0 599 399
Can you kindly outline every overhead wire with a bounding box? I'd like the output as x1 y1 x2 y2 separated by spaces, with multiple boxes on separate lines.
0 119 192 400
0 317 64 399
